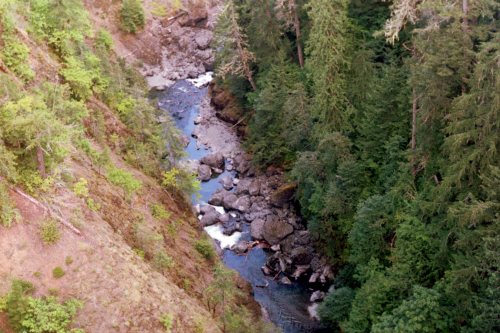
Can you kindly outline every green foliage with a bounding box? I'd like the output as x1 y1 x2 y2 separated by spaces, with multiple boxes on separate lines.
73 178 89 198
106 166 142 197
95 29 113 51
195 238 215 261
153 251 174 271
160 313 174 332
151 203 171 221
318 287 355 328
1 38 34 82
372 286 451 333
39 219 61 245
0 181 20 227
52 267 65 279
5 279 83 333
162 168 201 197
60 56 100 101
120 0 145 33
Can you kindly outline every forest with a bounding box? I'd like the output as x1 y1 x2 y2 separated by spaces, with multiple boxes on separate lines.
214 0 499 331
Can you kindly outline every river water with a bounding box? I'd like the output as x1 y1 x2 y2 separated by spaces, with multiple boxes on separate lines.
154 77 326 333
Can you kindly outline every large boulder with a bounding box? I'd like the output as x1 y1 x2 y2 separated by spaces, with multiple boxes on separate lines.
221 192 238 210
208 189 225 206
197 164 212 181
231 240 251 255
270 183 297 207
200 205 216 215
262 216 294 245
250 218 265 240
234 178 251 195
291 247 313 265
200 152 225 170
220 175 233 190
200 210 221 227
231 195 251 213
248 179 261 196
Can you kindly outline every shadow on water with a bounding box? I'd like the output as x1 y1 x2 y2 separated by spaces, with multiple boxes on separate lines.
154 79 327 333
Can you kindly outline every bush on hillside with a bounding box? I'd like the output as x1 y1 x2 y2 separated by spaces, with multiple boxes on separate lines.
120 0 145 33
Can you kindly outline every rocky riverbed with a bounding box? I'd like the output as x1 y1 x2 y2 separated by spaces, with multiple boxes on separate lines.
155 73 333 332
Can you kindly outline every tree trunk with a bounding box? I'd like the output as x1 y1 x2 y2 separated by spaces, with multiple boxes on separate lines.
411 89 418 176
36 145 47 178
291 0 304 68
462 0 468 31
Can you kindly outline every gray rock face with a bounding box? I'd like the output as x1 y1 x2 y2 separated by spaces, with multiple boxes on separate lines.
208 189 225 206
197 164 212 181
200 210 221 227
200 152 224 170
194 33 211 50
262 216 294 245
223 222 242 236
250 218 265 240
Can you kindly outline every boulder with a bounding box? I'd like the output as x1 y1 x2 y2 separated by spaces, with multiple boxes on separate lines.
200 152 225 170
197 164 212 181
194 33 211 50
231 195 251 213
231 240 250 255
208 189 225 206
270 183 297 207
234 178 251 195
200 205 216 215
248 179 261 196
310 291 326 303
309 272 320 284
178 10 208 28
292 265 310 280
261 265 272 276
223 222 242 236
280 276 292 285
219 213 230 223
250 218 265 240
262 216 294 245
221 192 238 210
220 175 233 190
291 247 313 265
200 210 221 227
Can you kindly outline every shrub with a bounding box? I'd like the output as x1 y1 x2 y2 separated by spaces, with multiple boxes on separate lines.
5 280 83 333
153 251 174 271
86 197 101 211
39 219 61 245
151 203 171 220
95 29 113 51
106 166 142 197
73 178 89 198
162 168 201 196
195 238 215 261
65 256 73 266
120 0 145 33
18 171 54 195
60 56 95 101
1 38 34 82
160 313 174 332
52 267 65 279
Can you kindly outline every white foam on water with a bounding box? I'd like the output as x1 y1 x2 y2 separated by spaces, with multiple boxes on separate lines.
204 224 242 249
188 72 214 88
212 205 225 215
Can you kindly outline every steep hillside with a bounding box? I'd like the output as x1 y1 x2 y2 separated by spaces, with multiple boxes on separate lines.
0 1 265 332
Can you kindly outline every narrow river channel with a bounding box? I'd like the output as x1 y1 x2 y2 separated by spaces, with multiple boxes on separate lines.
154 75 326 333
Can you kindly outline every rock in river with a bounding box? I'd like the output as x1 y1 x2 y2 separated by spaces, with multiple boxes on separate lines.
262 216 294 245
251 218 265 240
197 164 212 181
200 152 225 170
200 210 221 227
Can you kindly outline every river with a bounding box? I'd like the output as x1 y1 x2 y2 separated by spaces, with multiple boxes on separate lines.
154 75 327 333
